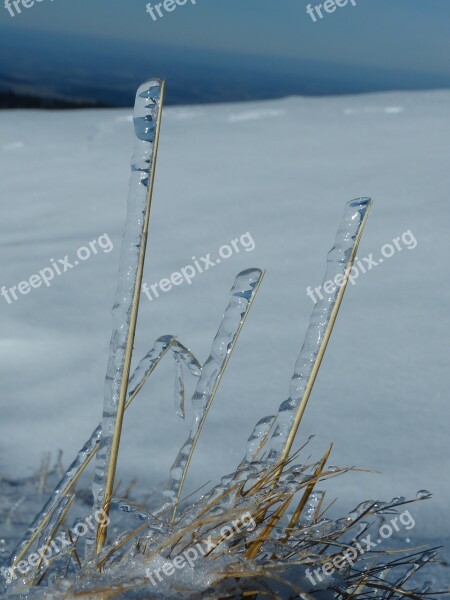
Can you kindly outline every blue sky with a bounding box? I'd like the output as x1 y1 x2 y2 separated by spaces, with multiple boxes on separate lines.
0 0 449 105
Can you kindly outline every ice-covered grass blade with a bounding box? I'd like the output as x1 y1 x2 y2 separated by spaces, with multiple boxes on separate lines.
92 79 166 554
163 268 265 523
7 335 183 569
268 198 373 464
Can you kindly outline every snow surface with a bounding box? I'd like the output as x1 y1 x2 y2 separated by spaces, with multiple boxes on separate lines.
0 91 449 564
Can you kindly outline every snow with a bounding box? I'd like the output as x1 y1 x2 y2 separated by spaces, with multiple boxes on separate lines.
0 90 449 564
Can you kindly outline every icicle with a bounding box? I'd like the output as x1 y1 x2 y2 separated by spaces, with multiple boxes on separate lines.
174 353 185 418
416 490 432 500
196 416 277 506
395 551 437 590
6 428 101 571
155 418 274 525
115 499 149 522
300 491 325 526
171 342 202 378
163 268 264 507
7 334 195 570
127 335 174 399
31 495 75 584
243 415 276 463
267 198 372 461
127 336 201 403
91 79 164 554
6 495 73 593
171 341 202 419
128 336 201 419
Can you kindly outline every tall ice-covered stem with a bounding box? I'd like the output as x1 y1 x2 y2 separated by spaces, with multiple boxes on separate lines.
91 79 165 554
268 198 372 463
165 268 264 522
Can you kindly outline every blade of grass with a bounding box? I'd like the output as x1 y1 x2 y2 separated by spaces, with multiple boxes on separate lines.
282 444 332 542
279 200 372 465
96 80 166 554
170 270 266 524
10 337 175 569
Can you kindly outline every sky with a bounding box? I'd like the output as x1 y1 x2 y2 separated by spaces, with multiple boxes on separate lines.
0 0 449 105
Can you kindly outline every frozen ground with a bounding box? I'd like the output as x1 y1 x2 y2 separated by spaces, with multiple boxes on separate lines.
0 90 449 583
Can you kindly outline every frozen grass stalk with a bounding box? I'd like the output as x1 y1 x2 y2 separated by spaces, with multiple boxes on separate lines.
7 336 181 570
165 268 265 521
268 198 372 463
91 79 165 555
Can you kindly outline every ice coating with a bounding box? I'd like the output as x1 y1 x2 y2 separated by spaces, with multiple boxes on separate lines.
188 416 276 510
171 339 202 419
128 336 201 419
127 336 201 402
35 495 72 554
243 415 276 463
267 198 372 460
6 427 101 571
30 495 75 585
163 268 263 505
300 491 325 526
91 80 163 530
174 352 185 418
7 334 196 569
5 495 73 593
127 335 174 398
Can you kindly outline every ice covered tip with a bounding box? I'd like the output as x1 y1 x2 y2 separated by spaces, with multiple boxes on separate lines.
348 197 372 209
133 79 164 143
231 268 263 299
137 78 164 99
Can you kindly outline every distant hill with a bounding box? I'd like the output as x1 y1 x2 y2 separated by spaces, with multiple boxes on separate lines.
0 90 109 109
0 29 449 109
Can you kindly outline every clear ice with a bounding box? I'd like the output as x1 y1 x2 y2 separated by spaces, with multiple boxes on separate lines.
6 334 199 571
162 268 263 506
267 198 372 461
91 80 164 531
